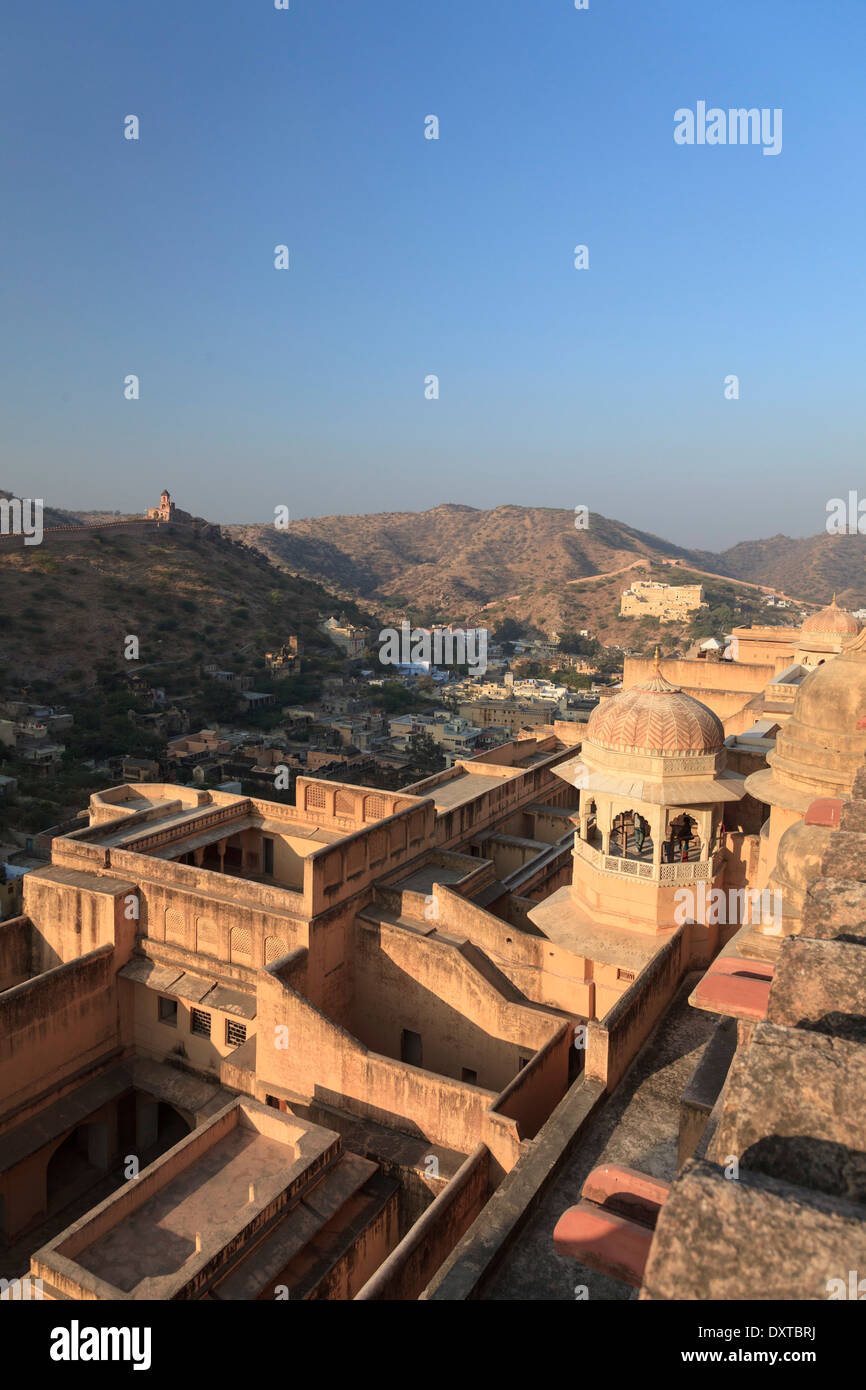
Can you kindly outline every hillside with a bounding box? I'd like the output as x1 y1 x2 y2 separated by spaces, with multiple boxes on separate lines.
232 505 705 626
0 523 374 691
232 504 866 640
715 532 866 608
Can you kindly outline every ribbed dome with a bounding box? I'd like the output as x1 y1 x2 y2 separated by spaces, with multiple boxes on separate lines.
801 595 860 637
586 668 724 755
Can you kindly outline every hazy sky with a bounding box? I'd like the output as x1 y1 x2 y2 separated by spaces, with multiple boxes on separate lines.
3 1 864 550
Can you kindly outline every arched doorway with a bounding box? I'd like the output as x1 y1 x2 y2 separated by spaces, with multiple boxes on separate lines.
154 1102 189 1153
46 1124 107 1215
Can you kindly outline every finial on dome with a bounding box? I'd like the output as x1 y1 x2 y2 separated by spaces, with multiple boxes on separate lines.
653 646 661 673
832 592 837 606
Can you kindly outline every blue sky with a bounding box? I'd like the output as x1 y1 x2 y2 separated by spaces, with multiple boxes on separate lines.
2 0 864 549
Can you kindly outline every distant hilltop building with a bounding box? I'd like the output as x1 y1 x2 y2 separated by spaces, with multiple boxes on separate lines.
144 488 219 538
620 580 707 623
146 489 194 525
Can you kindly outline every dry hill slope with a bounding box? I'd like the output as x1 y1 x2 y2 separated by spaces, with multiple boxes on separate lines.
233 504 866 621
0 523 373 688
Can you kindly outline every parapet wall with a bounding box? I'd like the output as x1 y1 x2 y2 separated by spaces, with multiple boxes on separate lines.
0 915 33 992
255 967 523 1178
586 925 690 1091
351 917 563 1095
431 885 593 1016
0 946 118 1122
0 518 207 551
355 1145 490 1300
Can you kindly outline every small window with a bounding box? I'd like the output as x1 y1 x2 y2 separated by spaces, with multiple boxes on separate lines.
265 1094 280 1109
617 968 636 983
461 1067 477 1085
191 1008 211 1038
517 1056 530 1072
226 1019 247 1048
401 1029 422 1066
158 996 177 1027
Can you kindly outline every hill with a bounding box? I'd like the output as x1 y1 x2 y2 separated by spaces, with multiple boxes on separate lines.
715 532 866 608
232 504 704 624
232 503 866 642
0 520 374 691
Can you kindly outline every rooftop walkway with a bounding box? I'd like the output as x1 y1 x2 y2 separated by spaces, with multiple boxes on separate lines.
482 976 718 1300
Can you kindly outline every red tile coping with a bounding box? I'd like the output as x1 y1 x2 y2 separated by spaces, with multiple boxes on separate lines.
706 955 774 982
580 1164 670 1229
694 971 771 1020
804 798 843 830
553 1201 654 1287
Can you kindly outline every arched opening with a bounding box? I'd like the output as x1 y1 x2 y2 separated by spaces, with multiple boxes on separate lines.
46 1125 106 1215
607 809 654 860
152 1102 189 1156
664 813 699 863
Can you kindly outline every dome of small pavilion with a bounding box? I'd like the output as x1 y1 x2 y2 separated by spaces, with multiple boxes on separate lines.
801 595 859 638
585 661 724 757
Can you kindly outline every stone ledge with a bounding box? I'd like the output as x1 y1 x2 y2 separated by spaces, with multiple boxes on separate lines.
641 1158 866 1301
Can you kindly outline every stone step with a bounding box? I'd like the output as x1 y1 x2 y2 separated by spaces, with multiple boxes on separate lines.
210 1153 379 1301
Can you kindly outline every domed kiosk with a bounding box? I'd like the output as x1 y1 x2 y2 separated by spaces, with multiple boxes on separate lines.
795 594 861 670
800 594 860 641
528 656 748 1010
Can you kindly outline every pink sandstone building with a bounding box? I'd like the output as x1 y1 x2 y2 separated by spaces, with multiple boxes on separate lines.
2 637 864 1301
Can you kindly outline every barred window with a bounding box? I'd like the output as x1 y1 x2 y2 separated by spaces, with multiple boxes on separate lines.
225 1019 247 1048
190 1009 211 1038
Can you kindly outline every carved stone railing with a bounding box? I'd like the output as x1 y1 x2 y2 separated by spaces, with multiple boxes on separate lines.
574 836 724 885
